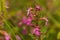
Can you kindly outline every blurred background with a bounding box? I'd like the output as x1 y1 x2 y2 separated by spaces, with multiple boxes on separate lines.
0 0 60 40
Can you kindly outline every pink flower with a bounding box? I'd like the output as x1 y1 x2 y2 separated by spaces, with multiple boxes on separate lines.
22 16 32 26
22 16 27 24
27 7 33 16
26 21 31 26
31 26 40 36
16 35 21 40
36 5 41 11
0 31 10 40
18 22 23 27
4 32 10 40
5 35 10 40
35 30 40 36
5 1 9 8
22 29 28 35
26 17 32 26
40 17 48 26
29 14 33 19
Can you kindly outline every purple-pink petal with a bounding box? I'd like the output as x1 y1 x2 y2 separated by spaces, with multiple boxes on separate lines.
5 35 10 40
22 16 27 23
16 35 21 40
36 5 41 11
35 30 40 36
40 17 48 26
22 29 28 35
31 27 40 36
4 32 10 40
27 7 33 16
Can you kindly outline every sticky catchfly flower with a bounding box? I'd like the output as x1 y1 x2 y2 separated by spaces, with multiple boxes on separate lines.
22 29 28 35
31 26 40 36
27 7 33 16
36 5 41 11
0 31 10 40
40 17 48 26
16 35 21 40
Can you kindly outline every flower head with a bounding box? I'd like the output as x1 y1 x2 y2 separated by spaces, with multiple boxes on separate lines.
18 22 23 27
40 17 48 26
0 31 10 40
22 16 27 24
16 35 21 40
36 5 41 11
26 17 32 26
5 34 10 40
31 26 40 36
27 7 33 16
22 29 28 35
22 16 32 26
5 1 9 8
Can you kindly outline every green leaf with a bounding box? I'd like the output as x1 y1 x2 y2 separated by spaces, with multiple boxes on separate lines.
57 32 60 39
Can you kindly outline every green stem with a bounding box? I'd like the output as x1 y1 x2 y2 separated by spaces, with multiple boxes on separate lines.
1 0 7 17
1 0 16 40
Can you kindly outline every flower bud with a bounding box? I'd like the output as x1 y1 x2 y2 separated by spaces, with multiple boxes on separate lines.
36 5 41 11
16 35 21 40
22 29 28 35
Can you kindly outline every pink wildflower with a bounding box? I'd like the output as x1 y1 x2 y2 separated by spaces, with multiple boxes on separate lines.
16 35 21 40
26 17 32 26
0 31 10 40
22 16 32 26
27 7 33 16
31 26 40 36
40 17 48 26
5 34 10 40
5 1 9 8
36 5 41 11
22 29 28 35
18 22 23 27
29 14 33 20
22 16 27 24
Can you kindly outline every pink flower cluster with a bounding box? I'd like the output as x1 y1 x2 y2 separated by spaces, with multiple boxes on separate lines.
18 5 48 37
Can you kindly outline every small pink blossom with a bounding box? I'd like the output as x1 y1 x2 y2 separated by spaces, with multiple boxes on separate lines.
26 21 31 26
29 14 33 20
22 29 28 35
4 32 10 40
5 1 9 8
18 22 23 27
27 7 33 16
5 35 10 40
22 16 27 24
22 16 32 26
31 26 40 36
16 35 21 40
36 5 41 11
26 17 32 26
40 17 48 26
35 30 40 36
0 31 10 40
